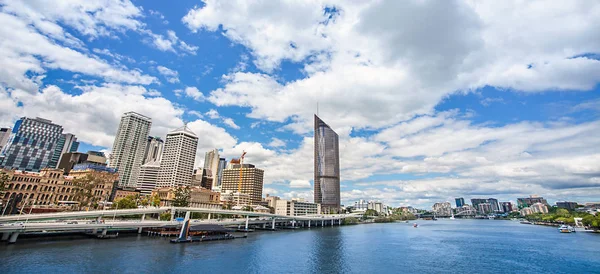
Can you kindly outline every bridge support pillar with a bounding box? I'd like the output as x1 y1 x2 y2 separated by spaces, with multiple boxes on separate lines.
170 209 175 222
339 219 342 226
322 220 324 227
292 220 295 228
102 229 107 236
308 220 311 228
1 232 10 241
8 232 19 244
272 218 276 230
208 213 211 220
138 214 146 234
245 215 249 231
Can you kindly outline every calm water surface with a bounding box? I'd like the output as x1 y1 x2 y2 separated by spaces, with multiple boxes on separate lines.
2 219 599 273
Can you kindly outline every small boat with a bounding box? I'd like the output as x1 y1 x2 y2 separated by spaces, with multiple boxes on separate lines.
450 213 455 220
558 225 576 233
413 223 418 228
520 221 532 224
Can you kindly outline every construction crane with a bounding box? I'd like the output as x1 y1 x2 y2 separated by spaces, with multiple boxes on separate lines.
238 151 247 194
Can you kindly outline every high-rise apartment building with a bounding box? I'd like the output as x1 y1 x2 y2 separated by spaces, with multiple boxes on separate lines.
48 133 79 168
221 163 264 205
0 117 63 171
109 112 152 188
517 195 548 209
137 160 161 196
143 136 163 164
488 198 500 212
203 149 221 190
501 202 513 213
455 197 465 208
216 158 226 190
0 127 11 152
314 115 340 213
156 126 198 188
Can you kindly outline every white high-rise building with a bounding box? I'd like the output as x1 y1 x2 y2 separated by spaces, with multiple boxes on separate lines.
143 136 164 164
137 160 161 196
156 125 198 188
203 148 220 190
109 112 152 188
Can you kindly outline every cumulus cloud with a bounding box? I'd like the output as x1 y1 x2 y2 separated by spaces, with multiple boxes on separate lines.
188 0 600 135
174 86 204 101
147 30 199 55
157 66 180 83
290 180 311 189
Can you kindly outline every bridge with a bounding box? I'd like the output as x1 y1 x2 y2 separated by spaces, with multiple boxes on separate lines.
0 207 355 244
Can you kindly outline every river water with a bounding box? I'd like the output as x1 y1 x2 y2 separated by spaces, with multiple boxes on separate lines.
1 219 599 273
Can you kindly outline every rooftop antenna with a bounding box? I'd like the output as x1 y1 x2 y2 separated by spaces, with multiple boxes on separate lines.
317 101 319 116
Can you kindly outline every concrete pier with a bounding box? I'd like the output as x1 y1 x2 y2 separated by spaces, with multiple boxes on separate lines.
8 232 19 244
2 232 10 241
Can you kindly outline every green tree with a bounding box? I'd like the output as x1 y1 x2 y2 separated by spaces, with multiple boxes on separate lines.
112 195 138 209
150 194 161 207
159 212 171 221
72 174 97 209
343 217 359 225
139 197 149 207
364 209 379 217
172 187 190 207
556 208 570 217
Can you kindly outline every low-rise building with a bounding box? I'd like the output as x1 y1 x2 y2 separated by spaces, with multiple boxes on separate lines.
265 194 280 208
151 187 221 209
432 202 452 217
1 166 117 212
556 201 578 211
275 199 321 216
220 190 252 206
113 187 140 201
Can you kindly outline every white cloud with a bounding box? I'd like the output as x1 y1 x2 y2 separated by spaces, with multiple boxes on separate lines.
268 138 286 148
0 12 156 93
222 118 240 130
189 0 600 136
175 86 204 101
289 180 311 189
156 66 180 83
147 29 198 55
1 84 183 147
205 109 220 119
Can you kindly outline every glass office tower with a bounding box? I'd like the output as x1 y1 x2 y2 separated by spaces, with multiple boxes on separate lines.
314 115 340 213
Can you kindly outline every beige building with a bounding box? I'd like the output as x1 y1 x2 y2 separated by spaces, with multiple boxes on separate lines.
265 194 280 208
221 164 264 205
113 187 141 201
68 167 119 204
220 190 252 206
530 202 549 214
2 167 117 209
151 187 221 208
275 199 321 216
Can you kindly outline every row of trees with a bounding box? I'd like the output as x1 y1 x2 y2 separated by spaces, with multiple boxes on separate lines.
524 208 600 229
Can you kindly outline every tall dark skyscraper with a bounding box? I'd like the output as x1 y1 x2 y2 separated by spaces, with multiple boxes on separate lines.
314 115 340 213
455 197 465 208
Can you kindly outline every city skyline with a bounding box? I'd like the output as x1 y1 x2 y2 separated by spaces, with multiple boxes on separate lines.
0 1 598 208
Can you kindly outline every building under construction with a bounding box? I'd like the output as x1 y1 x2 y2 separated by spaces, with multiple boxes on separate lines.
220 163 264 205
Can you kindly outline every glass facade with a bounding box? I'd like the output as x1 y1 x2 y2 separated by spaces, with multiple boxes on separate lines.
314 115 340 213
0 117 63 171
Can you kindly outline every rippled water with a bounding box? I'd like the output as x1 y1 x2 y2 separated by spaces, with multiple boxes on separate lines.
2 219 599 273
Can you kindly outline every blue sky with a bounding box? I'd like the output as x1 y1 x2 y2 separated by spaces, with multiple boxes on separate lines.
1 0 599 208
